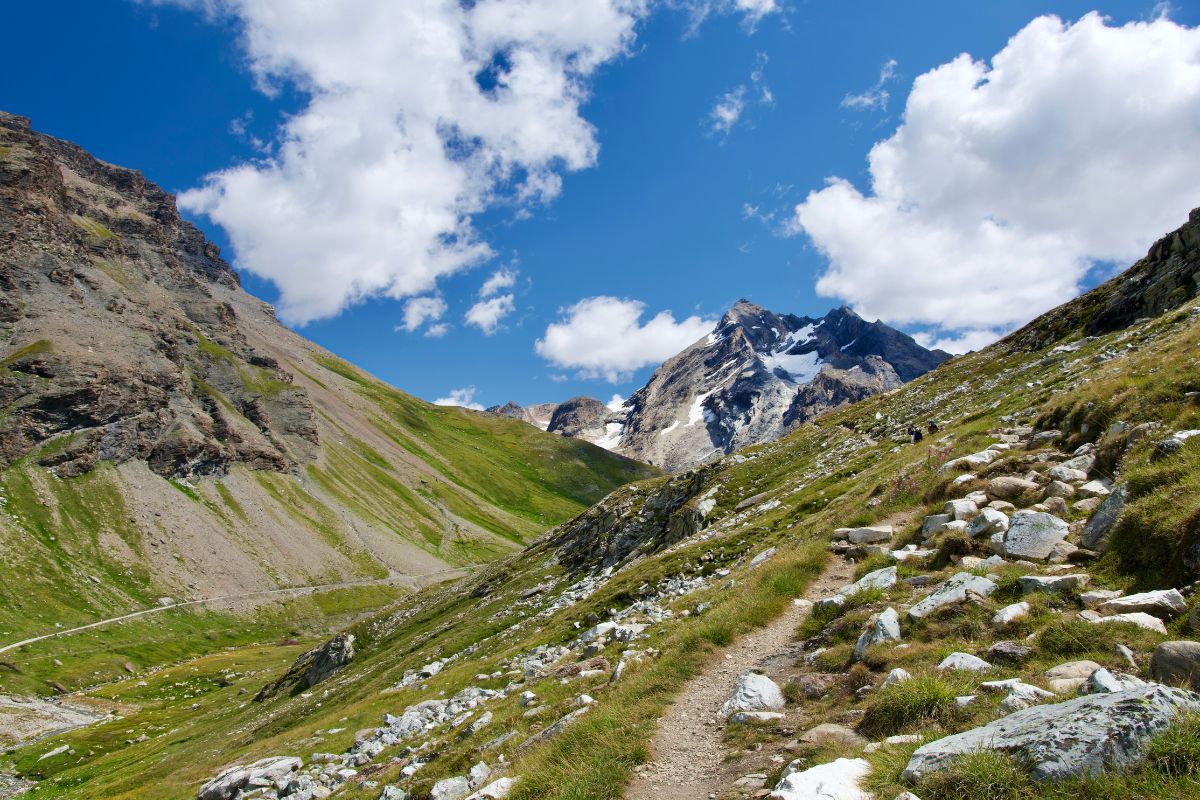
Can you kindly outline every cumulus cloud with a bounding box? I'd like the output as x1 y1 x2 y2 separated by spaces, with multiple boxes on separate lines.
434 387 485 410
479 267 518 298
425 323 450 339
790 12 1200 353
465 294 516 335
398 296 448 333
841 58 897 111
708 52 772 137
606 393 627 411
536 296 716 381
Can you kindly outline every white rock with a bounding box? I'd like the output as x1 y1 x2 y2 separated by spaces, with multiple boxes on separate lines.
922 514 953 539
907 572 997 620
1048 465 1089 483
853 608 901 661
1077 480 1111 498
730 711 785 724
966 508 1009 538
1080 668 1147 695
836 567 897 597
749 547 777 567
431 776 472 800
1089 612 1168 634
846 526 893 544
466 777 516 799
770 758 872 800
198 757 304 800
937 653 993 672
721 672 785 717
955 695 977 707
1098 589 1188 619
944 499 979 521
992 601 1031 626
1080 589 1123 609
1002 511 1069 560
882 668 912 687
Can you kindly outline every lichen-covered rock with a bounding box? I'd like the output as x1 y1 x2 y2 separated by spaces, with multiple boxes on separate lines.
197 757 302 800
255 634 354 702
1081 485 1126 551
902 685 1200 783
721 672 786 717
1002 511 1069 560
907 572 997 620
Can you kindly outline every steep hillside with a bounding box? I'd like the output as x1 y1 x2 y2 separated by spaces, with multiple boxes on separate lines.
0 111 656 645
7 204 1199 800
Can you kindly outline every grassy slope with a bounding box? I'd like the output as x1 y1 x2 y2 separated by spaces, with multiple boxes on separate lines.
10 291 1200 796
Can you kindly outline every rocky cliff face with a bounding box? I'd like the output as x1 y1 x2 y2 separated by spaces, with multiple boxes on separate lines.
0 112 318 479
615 302 948 472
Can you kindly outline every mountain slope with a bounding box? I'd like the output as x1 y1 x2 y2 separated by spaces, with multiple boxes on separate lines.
0 111 656 641
9 208 1199 800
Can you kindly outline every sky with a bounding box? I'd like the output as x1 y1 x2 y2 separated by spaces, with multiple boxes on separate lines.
3 1 1199 409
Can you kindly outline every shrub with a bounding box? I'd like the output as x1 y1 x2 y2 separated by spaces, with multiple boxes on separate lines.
915 750 1033 800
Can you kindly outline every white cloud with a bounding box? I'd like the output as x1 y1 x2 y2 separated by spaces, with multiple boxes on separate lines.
425 322 450 338
465 294 516 335
676 0 782 35
398 295 447 333
434 387 485 410
708 52 772 137
791 12 1200 353
535 296 716 382
841 58 897 111
480 267 518 298
606 393 627 411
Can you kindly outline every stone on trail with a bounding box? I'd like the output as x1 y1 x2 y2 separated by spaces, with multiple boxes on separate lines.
721 671 785 717
907 572 997 620
986 476 1039 500
1001 511 1069 561
1097 589 1187 619
770 757 872 800
944 499 979 521
1150 641 1200 690
730 711 784 724
901 685 1200 783
846 525 893 544
1077 480 1111 498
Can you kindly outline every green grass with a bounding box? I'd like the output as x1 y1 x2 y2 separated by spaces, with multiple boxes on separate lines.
70 214 117 241
858 673 970 738
2 338 54 369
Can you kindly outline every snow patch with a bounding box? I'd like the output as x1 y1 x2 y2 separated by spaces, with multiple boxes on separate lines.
687 391 716 426
761 349 822 383
594 422 624 450
659 420 680 437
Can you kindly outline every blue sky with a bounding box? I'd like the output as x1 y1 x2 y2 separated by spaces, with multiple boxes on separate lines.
3 1 1199 408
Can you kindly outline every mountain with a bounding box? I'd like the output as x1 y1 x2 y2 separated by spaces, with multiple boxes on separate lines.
485 400 558 430
8 205 1198 800
506 303 949 472
0 111 656 642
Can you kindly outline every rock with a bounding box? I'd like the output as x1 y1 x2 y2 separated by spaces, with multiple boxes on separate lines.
989 500 1017 513
1019 574 1090 594
891 546 935 562
1043 497 1070 517
1043 480 1076 499
1098 589 1188 619
1150 641 1200 690
1077 480 1111 498
1089 612 1169 634
1002 511 1069 561
466 777 515 799
986 476 1040 501
966 508 1009 538
815 595 847 613
1152 430 1200 461
516 707 590 752
198 757 303 800
518 691 538 707
902 685 1200 783
1080 589 1123 609
468 762 491 789
853 608 901 661
749 546 777 567
992 602 1031 627
1081 485 1127 551
955 695 977 707
1045 660 1102 694
1073 496 1103 513
937 653 993 672
836 566 898 597
846 526 893 544
1048 465 1089 483
882 668 912 687
921 514 953 539
942 520 969 536
907 572 998 620
965 490 990 506
730 711 784 724
380 787 408 800
721 672 785 717
1080 668 1147 695
988 641 1033 664
431 776 472 800
944 499 979 521
255 635 354 702
800 723 868 748
980 678 1055 712
770 758 871 800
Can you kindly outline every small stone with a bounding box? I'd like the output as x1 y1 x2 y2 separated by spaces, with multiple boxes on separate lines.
937 653 993 672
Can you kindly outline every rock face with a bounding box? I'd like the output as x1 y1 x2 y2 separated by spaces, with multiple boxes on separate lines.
902 685 1200 783
600 302 947 472
255 634 355 702
485 401 557 430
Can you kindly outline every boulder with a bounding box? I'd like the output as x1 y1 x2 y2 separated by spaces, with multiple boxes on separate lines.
1081 485 1126 551
1080 589 1123 609
1073 497 1103 514
1048 466 1088 483
721 672 785 717
770 757 871 800
836 566 898 597
1150 641 1200 690
988 641 1033 665
882 668 912 687
1019 574 1090 594
922 514 953 539
1045 660 1103 695
853 607 902 661
255 634 354 702
937 653 993 672
198 757 303 800
431 777 472 800
1089 612 1169 634
944 499 979 521
966 508 1009 538
907 572 998 620
992 602 1031 627
846 526 893 544
1077 480 1112 498
901 686 1200 783
1002 511 1069 561
1097 589 1187 619
986 476 1040 501
1043 496 1070 517
1080 668 1147 695
989 500 1017 513
1043 480 1076 499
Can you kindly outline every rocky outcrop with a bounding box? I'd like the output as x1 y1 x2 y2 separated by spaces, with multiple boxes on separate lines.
902 685 1200 782
197 757 302 800
254 634 354 702
0 111 317 479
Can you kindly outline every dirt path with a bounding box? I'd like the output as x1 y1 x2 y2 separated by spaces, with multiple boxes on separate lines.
0 569 468 656
625 553 855 800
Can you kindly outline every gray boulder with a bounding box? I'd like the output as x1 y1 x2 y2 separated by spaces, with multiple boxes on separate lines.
431 776 472 800
198 757 302 800
255 634 354 702
1081 485 1126 551
986 476 1039 501
966 508 1009 538
1098 589 1187 619
902 685 1200 783
1151 641 1200 690
907 572 997 620
1002 511 1068 561
853 607 901 661
1019 574 1090 594
721 671 785 717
